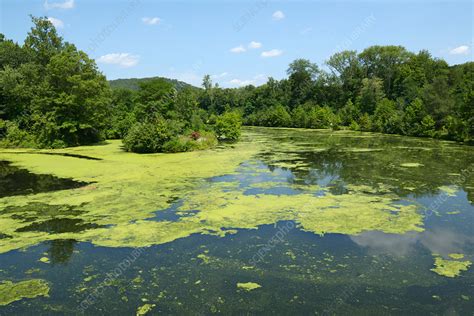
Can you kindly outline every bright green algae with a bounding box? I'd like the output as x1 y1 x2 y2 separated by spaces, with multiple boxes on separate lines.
0 279 50 306
430 255 472 278
237 282 262 291
0 131 427 253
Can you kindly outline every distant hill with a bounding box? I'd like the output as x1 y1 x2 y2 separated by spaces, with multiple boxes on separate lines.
109 76 199 91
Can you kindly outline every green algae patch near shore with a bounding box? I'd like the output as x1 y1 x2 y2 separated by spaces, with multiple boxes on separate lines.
237 282 261 291
0 279 50 306
0 130 425 253
430 255 472 278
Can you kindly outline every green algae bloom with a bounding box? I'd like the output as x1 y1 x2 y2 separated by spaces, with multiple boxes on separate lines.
448 253 465 260
237 282 262 291
136 303 155 315
0 279 50 306
438 186 458 197
430 255 472 278
0 135 425 254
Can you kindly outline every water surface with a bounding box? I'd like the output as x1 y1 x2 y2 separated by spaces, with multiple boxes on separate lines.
0 127 473 315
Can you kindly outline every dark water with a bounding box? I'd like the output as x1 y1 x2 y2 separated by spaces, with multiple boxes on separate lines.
0 128 473 315
0 161 87 198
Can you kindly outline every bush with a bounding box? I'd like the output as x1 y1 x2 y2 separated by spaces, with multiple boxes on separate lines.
0 120 37 148
358 113 372 131
373 98 402 134
123 119 173 153
162 131 218 153
162 137 193 153
349 120 360 131
419 115 436 137
214 112 242 141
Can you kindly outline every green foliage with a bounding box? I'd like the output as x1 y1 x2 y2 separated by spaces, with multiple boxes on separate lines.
358 113 373 132
190 46 472 143
420 115 436 137
356 77 385 114
1 18 471 151
0 120 37 148
123 119 174 153
162 131 217 153
306 105 339 129
214 112 242 141
373 98 402 134
0 17 110 148
338 100 360 126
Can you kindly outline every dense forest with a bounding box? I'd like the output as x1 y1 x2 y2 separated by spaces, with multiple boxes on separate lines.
1 17 472 154
199 50 473 143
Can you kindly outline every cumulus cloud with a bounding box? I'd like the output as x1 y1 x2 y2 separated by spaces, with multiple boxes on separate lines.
142 17 161 25
272 10 285 20
44 0 74 10
230 45 246 53
248 41 262 49
97 53 139 67
47 17 64 28
228 74 266 87
261 49 283 58
449 45 470 55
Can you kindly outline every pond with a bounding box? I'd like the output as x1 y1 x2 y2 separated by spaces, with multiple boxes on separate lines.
0 127 473 315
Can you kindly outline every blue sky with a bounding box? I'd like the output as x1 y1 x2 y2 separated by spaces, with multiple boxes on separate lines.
1 0 472 87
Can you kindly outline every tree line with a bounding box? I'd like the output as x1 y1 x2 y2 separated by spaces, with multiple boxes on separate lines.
1 17 472 154
0 17 240 153
200 49 473 142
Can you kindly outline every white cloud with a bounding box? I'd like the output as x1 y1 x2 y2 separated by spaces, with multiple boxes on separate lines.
228 74 267 87
230 45 246 53
248 41 262 49
44 0 74 10
47 17 64 29
261 49 283 58
211 72 229 79
97 53 139 67
142 17 161 25
449 45 470 55
272 10 285 21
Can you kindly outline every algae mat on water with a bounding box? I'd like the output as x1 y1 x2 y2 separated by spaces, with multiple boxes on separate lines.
0 279 50 306
0 131 424 254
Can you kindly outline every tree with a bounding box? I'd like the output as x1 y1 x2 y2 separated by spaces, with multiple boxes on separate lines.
359 45 412 97
327 50 363 101
373 98 402 134
0 17 111 147
356 77 385 114
24 15 63 67
287 59 320 108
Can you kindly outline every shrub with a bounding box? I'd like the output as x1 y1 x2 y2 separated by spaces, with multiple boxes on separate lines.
162 137 193 153
419 115 436 137
123 119 173 153
214 112 242 141
373 98 402 134
162 131 217 153
358 113 372 131
349 120 360 131
0 120 37 148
